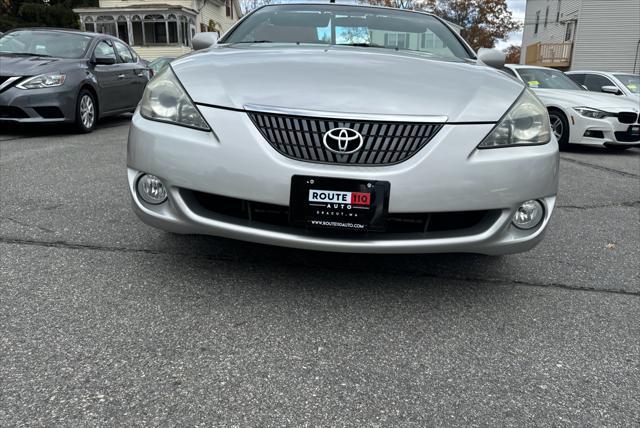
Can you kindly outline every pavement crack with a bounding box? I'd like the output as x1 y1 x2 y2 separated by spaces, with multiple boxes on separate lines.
557 201 640 210
1 236 638 298
2 217 56 234
560 156 640 179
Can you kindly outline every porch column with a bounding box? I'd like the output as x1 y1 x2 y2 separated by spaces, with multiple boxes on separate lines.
165 21 169 45
177 15 182 46
127 16 133 45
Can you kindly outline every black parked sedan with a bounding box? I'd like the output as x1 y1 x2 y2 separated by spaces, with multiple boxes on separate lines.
0 28 149 132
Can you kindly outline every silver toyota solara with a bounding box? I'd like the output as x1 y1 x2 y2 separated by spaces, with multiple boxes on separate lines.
127 3 559 255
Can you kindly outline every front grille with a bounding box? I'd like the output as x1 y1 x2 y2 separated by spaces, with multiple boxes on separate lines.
247 111 443 165
187 190 495 236
618 112 638 124
0 106 28 119
614 131 640 143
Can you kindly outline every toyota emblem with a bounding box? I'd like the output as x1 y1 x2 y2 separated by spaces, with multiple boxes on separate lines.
323 127 364 154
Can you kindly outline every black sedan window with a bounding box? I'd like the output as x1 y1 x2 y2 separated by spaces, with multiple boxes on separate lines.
0 30 92 59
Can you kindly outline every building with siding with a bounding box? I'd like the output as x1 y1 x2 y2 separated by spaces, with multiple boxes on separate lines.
74 0 242 60
520 0 640 73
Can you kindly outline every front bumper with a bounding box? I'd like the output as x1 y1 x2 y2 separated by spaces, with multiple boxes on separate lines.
127 106 560 254
0 84 77 123
570 114 640 147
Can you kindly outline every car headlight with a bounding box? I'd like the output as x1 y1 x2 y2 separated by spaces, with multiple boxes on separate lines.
139 66 209 131
478 90 551 148
573 107 611 119
16 73 66 89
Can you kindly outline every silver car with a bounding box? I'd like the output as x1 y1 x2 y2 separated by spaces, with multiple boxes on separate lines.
127 4 559 255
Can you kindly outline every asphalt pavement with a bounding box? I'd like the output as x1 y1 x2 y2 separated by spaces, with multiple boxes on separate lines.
1 117 639 426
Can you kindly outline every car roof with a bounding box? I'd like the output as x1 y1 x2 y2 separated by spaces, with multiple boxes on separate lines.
8 27 98 37
567 70 637 75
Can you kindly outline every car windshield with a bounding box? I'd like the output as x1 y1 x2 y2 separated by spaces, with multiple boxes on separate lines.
221 4 471 61
517 68 584 90
0 30 92 59
614 74 640 94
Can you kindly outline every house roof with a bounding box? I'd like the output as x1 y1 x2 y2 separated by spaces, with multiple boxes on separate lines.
74 3 198 14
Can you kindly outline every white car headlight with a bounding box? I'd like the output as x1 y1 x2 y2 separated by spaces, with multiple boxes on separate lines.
573 107 611 119
478 90 551 148
140 66 209 131
16 73 66 89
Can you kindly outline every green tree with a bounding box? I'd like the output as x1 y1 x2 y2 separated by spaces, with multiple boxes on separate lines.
0 0 98 32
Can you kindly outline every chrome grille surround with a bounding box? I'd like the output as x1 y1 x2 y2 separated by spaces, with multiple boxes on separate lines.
247 111 444 165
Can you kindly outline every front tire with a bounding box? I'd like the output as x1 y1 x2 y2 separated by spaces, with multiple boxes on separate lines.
548 109 570 150
75 90 97 133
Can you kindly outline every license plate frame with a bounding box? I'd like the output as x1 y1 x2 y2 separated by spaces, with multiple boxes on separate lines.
628 125 640 137
289 176 390 232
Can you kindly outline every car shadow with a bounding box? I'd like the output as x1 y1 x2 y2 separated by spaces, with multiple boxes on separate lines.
160 231 506 286
0 114 132 138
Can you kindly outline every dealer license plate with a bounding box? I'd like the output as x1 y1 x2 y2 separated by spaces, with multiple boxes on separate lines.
289 176 390 231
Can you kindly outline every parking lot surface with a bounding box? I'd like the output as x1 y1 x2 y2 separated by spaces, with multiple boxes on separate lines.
1 117 639 426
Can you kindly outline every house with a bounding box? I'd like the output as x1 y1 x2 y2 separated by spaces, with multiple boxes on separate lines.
520 0 640 73
74 0 242 60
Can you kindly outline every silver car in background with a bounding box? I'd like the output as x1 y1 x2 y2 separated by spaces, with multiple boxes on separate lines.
127 4 558 254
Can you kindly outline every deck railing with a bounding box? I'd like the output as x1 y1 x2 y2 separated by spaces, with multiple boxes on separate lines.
525 42 573 68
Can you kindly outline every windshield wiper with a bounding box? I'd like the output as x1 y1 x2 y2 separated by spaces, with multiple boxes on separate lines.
338 43 390 49
228 40 274 45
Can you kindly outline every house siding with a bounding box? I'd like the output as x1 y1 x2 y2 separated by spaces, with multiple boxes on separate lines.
520 0 581 64
198 1 237 34
570 0 640 73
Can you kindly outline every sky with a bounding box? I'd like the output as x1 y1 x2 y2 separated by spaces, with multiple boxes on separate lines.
496 0 526 50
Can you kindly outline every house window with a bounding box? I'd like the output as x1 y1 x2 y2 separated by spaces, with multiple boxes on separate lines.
117 15 129 44
84 17 95 32
534 11 540 34
556 0 562 22
544 6 549 28
565 21 574 41
167 14 178 43
226 0 233 19
96 16 116 37
143 14 167 44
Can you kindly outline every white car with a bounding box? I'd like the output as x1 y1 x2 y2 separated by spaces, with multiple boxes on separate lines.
504 65 640 150
566 70 640 103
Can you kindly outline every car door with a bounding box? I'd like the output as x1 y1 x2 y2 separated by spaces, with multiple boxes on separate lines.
113 40 147 109
91 39 120 114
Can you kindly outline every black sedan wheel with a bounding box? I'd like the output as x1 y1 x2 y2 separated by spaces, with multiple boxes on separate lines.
75 90 97 133
549 109 570 150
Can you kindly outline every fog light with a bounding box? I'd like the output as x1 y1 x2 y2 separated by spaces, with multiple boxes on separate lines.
137 174 167 204
512 200 544 230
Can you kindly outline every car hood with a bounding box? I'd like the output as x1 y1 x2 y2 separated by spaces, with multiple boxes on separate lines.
0 55 79 76
532 88 640 112
172 45 524 123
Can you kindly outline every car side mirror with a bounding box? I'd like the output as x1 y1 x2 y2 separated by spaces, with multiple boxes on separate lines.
192 32 218 51
601 85 621 95
477 48 506 69
94 56 116 65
